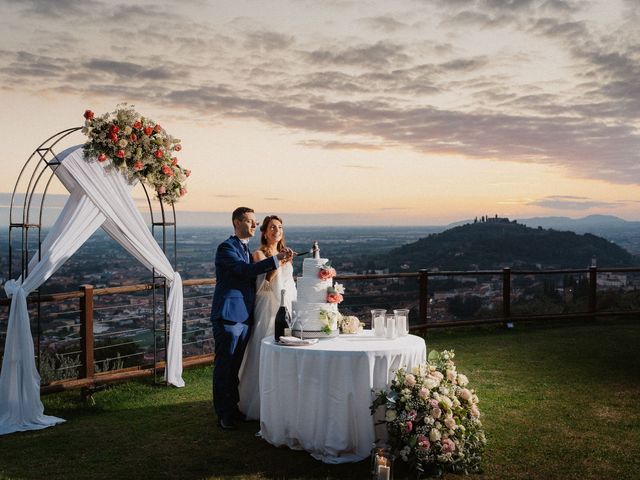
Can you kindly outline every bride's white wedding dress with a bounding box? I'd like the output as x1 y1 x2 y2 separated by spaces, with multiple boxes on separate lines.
238 261 296 420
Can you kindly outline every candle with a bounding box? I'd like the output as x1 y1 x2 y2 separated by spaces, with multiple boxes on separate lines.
374 316 385 336
396 316 407 336
377 464 390 480
374 454 391 480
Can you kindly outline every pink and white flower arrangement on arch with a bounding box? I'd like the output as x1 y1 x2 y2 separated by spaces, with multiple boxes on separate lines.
371 350 486 478
82 104 189 204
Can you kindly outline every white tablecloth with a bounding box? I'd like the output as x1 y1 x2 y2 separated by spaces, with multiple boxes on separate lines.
259 331 427 463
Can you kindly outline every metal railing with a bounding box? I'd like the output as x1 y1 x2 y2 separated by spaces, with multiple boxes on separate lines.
0 266 638 394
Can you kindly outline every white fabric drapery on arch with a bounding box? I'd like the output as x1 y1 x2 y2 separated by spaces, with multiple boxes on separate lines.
0 145 184 435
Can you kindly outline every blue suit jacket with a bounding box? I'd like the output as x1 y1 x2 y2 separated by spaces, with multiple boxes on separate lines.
210 236 278 323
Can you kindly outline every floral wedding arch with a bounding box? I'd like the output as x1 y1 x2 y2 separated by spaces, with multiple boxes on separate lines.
0 106 189 435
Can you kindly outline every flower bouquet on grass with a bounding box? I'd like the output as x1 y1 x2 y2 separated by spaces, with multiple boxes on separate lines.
371 350 486 478
82 104 189 204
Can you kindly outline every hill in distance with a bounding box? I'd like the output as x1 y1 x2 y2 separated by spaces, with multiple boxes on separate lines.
383 218 637 271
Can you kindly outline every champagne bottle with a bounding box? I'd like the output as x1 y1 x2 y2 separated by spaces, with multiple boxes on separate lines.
274 289 290 342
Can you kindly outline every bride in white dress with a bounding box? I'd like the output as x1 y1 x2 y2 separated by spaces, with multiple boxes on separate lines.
238 215 296 420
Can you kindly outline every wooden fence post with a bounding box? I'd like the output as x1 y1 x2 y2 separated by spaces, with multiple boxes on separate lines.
419 269 429 326
588 266 597 316
502 268 511 322
79 284 94 379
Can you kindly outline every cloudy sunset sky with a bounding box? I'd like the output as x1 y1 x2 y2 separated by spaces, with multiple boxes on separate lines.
1 0 639 226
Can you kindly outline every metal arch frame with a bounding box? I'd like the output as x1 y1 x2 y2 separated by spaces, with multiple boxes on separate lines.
8 127 177 380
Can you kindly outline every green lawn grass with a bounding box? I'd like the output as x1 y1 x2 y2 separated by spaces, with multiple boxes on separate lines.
1 317 639 480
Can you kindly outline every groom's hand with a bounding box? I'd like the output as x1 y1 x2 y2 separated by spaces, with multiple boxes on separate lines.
276 247 293 263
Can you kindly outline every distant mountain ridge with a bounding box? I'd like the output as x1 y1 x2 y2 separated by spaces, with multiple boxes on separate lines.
517 214 640 233
384 220 637 271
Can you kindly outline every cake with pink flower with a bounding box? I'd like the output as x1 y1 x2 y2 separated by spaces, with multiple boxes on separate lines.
292 244 344 338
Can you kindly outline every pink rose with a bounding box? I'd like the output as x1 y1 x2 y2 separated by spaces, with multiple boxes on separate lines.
459 388 472 402
184 169 191 177
174 143 182 151
162 164 174 176
326 293 343 303
417 435 431 450
430 399 439 408
83 109 94 120
133 161 144 171
116 149 125 158
446 369 457 382
318 269 333 280
471 405 480 418
419 387 429 399
154 124 162 132
404 374 416 387
155 149 164 159
97 153 107 162
180 187 187 197
171 157 178 166
431 407 442 419
444 416 456 429
441 437 456 454
404 421 413 433
156 185 166 194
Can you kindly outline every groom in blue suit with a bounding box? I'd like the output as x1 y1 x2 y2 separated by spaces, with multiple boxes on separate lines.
211 207 292 430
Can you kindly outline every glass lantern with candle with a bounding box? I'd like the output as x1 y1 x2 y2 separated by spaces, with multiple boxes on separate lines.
371 444 394 480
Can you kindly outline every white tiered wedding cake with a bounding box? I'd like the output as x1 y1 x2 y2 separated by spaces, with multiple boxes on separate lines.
292 243 344 338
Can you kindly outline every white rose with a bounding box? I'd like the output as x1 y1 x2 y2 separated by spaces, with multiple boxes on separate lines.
385 409 397 421
441 396 453 409
429 429 441 442
118 139 128 148
425 378 438 389
457 374 469 386
124 126 132 135
446 369 457 382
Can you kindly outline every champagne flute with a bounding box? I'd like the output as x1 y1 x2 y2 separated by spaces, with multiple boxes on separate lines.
295 308 309 340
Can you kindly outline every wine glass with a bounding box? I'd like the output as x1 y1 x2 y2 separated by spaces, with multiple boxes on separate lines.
284 303 296 338
296 311 310 340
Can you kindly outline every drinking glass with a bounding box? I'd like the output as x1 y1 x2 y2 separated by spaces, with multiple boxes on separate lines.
294 308 310 340
385 314 396 339
285 305 296 338
371 309 386 336
393 309 409 337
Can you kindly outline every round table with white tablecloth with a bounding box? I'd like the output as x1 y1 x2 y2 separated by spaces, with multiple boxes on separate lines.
259 330 427 463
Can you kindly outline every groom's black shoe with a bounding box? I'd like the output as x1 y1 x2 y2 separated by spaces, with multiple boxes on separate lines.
217 416 237 431
232 410 247 422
